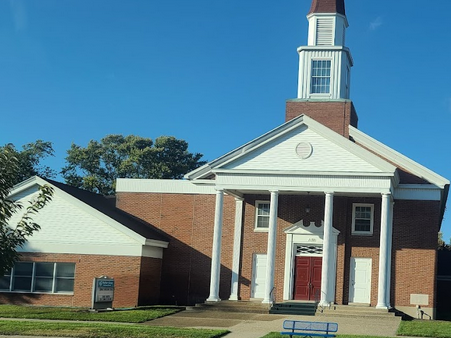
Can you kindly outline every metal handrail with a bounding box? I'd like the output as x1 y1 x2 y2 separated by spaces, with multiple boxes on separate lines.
269 286 276 309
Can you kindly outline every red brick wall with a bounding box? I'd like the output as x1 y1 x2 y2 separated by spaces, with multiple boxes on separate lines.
116 191 439 311
391 200 440 308
0 253 161 308
138 257 162 305
285 100 358 137
116 192 236 305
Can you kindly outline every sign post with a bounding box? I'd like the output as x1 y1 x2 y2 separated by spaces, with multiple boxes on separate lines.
91 276 114 310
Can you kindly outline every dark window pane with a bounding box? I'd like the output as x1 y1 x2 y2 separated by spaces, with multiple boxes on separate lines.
55 279 74 293
35 263 54 277
13 277 32 291
0 275 11 290
34 278 53 292
257 203 270 216
14 263 32 276
56 263 75 278
355 219 370 232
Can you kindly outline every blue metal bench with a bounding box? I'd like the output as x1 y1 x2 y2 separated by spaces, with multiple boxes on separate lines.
281 320 338 338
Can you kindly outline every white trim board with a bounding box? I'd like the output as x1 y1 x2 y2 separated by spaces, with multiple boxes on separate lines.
116 178 216 194
349 126 449 188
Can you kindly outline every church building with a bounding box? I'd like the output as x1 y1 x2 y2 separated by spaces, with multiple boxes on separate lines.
2 0 449 319
116 0 448 318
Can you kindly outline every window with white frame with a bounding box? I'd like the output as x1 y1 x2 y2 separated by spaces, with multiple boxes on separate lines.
352 204 374 235
311 60 331 94
255 201 270 230
0 262 75 294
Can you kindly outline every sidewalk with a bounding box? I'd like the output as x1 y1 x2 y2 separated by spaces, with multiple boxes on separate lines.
145 309 402 338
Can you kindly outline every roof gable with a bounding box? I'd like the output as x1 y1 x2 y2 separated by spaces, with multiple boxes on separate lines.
9 177 169 246
187 115 396 180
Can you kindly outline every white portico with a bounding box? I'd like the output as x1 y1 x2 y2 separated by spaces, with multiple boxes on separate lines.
186 114 402 308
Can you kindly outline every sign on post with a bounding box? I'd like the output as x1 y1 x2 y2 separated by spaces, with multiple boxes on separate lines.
92 277 114 310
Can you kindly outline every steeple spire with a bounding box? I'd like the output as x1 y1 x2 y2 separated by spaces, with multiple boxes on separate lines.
308 0 346 16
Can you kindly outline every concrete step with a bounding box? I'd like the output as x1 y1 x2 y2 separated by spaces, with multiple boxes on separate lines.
192 300 270 314
316 305 400 319
270 302 317 316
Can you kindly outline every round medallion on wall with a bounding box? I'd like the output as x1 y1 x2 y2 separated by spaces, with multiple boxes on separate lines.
295 142 313 159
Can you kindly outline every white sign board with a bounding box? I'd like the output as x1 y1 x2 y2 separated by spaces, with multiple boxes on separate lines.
92 277 114 310
410 294 429 306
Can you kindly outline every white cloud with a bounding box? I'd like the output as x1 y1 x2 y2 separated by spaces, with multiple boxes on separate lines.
369 16 383 31
9 0 27 32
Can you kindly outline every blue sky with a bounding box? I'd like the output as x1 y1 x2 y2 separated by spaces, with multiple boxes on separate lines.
1 1 450 240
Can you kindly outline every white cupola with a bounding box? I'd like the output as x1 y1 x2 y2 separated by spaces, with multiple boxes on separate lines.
297 0 353 100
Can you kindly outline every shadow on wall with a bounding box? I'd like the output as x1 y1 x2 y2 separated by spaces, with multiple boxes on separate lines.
156 231 250 306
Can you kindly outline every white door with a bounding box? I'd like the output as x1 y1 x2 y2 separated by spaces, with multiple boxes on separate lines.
251 254 267 299
349 257 371 304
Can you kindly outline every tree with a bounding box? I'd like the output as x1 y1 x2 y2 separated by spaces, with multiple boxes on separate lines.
0 145 53 276
438 232 451 250
62 134 206 195
0 140 56 185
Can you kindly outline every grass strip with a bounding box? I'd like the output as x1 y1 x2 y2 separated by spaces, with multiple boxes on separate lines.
0 305 180 323
397 319 451 338
0 320 229 338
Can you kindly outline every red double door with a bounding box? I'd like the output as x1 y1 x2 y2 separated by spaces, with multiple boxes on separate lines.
293 256 322 301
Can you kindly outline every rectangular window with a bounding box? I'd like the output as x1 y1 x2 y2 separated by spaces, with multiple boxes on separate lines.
0 272 12 291
0 262 75 294
352 204 374 235
13 262 33 291
311 60 331 94
55 263 76 293
34 263 55 292
255 201 270 230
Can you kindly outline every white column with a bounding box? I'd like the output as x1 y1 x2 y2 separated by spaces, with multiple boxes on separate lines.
262 190 279 304
320 192 334 306
207 188 224 302
229 197 244 301
377 193 392 309
385 198 394 307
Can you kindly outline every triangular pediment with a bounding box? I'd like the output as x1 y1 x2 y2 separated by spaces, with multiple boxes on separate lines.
221 124 390 173
186 115 395 180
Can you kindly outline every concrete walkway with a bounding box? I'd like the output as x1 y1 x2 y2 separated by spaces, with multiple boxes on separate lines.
145 309 402 338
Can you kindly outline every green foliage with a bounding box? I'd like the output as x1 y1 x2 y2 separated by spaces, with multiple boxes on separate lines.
0 305 181 323
438 232 451 250
0 140 56 185
62 134 206 195
0 146 54 276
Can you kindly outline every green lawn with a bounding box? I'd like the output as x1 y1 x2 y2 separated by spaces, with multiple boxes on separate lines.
397 319 451 338
0 320 228 338
0 305 180 323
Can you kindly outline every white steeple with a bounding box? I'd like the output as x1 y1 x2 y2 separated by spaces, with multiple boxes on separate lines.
297 0 353 100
